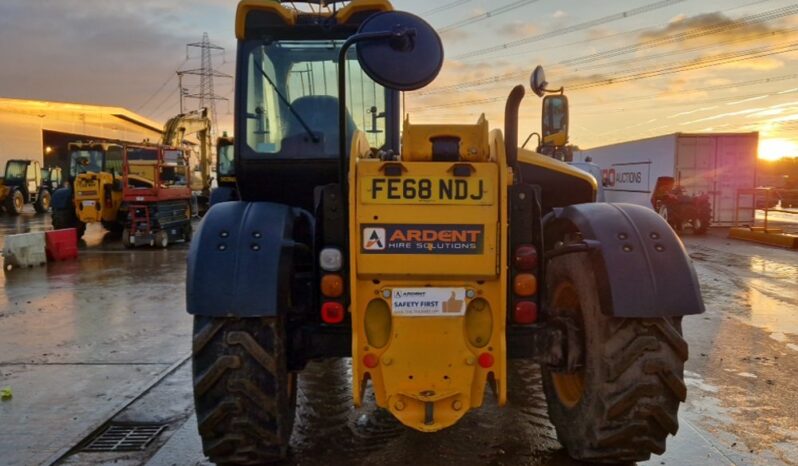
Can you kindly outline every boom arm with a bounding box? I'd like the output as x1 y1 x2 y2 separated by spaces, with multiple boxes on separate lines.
162 108 213 195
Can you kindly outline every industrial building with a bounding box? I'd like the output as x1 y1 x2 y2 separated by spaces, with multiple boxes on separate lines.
0 98 163 174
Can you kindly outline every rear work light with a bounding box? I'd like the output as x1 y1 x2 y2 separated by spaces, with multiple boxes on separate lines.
321 301 345 324
514 244 538 271
320 247 343 272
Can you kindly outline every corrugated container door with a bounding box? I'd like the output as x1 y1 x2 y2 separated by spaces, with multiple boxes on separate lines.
676 136 716 208
715 135 757 225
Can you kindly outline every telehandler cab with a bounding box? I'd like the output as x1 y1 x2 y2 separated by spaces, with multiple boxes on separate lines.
187 1 704 464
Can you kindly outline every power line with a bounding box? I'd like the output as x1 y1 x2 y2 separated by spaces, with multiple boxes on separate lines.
136 58 189 113
422 2 795 96
567 40 798 90
578 72 798 108
147 85 180 118
439 0 541 34
453 0 687 59
421 0 473 16
454 0 778 64
408 42 798 112
578 84 798 116
570 25 798 73
563 3 798 66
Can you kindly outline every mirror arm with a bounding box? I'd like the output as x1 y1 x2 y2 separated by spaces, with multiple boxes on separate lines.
337 28 412 191
522 132 540 149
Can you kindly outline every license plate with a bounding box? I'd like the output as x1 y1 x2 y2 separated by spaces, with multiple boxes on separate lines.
81 200 96 208
361 176 492 205
391 287 467 316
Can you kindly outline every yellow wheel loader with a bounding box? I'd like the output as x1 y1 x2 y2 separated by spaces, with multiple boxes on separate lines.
186 2 704 464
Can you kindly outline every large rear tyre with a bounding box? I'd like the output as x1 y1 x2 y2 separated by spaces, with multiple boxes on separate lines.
694 203 711 235
192 317 297 465
34 190 51 213
542 252 688 463
5 190 24 215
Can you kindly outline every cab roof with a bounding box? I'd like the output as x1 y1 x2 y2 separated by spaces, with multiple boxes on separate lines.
236 0 393 39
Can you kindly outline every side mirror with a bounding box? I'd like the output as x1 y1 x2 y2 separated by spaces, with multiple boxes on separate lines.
355 11 443 91
530 65 548 97
336 10 444 185
542 95 569 147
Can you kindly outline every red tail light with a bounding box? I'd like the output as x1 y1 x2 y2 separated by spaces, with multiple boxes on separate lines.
321 302 345 324
478 352 494 368
363 353 379 368
514 301 538 324
514 244 538 270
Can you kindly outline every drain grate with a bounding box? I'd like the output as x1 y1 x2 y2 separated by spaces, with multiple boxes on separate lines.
82 423 166 452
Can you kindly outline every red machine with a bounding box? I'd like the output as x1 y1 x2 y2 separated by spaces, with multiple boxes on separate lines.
122 145 193 248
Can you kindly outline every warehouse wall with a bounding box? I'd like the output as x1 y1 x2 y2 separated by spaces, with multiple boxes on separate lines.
0 98 162 175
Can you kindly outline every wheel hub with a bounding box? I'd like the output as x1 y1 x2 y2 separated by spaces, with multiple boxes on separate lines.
549 281 586 408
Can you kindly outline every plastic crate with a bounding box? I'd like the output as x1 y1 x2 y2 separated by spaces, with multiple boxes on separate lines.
3 232 47 269
45 228 78 261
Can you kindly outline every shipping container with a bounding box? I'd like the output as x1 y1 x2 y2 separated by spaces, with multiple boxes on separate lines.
575 133 758 225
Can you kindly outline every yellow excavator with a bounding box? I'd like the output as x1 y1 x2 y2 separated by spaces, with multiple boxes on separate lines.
162 108 213 215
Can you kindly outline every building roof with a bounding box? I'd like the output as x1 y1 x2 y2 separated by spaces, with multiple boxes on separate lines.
0 97 163 135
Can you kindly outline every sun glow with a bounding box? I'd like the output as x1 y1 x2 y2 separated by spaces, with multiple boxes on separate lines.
759 138 798 161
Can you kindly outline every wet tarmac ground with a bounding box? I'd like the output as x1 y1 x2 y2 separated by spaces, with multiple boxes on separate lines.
1 206 797 466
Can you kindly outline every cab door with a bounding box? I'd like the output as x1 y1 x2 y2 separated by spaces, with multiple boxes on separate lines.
26 162 41 200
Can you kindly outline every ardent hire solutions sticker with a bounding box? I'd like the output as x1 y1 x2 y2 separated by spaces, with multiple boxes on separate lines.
361 224 483 255
391 288 467 316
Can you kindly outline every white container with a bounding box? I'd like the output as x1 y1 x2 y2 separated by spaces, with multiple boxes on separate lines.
3 231 47 269
575 133 758 225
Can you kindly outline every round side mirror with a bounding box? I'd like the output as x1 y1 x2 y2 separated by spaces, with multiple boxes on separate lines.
356 11 444 91
530 65 547 97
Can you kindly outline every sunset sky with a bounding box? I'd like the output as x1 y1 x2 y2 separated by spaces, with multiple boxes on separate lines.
1 0 797 159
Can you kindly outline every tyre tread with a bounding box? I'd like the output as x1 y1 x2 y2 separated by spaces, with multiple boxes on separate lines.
542 253 688 463
192 317 294 465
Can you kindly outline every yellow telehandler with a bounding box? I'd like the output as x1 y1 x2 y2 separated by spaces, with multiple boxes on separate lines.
186 2 704 464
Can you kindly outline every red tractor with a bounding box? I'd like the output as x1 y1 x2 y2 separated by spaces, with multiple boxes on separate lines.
122 144 193 248
651 176 712 234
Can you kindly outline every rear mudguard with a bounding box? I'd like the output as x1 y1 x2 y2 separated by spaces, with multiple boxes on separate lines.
51 187 73 210
187 201 305 317
544 203 704 318
209 186 238 206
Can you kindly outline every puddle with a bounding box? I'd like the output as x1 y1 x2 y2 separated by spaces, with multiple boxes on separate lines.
685 370 720 393
770 332 788 343
746 286 798 341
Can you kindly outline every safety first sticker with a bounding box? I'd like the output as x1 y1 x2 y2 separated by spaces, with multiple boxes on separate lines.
391 288 466 316
361 224 484 254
